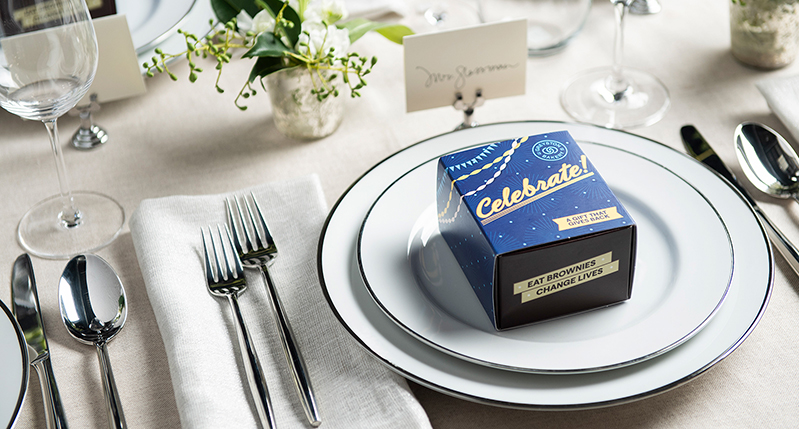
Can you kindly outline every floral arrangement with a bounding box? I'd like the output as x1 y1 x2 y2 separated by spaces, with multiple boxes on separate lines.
144 0 412 110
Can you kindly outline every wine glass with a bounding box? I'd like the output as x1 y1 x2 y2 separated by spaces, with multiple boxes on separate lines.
415 0 483 31
0 0 124 258
560 0 670 129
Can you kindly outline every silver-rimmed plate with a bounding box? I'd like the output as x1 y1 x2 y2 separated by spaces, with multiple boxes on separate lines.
319 121 773 409
117 0 196 53
358 141 733 373
0 299 28 428
131 0 215 73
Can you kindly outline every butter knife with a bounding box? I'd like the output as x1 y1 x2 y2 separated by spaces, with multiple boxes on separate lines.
681 125 799 276
11 253 69 429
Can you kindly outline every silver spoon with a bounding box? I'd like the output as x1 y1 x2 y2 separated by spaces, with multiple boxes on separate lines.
735 121 799 203
58 254 127 429
734 121 799 276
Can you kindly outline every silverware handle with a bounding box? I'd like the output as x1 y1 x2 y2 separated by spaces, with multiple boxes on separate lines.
262 268 321 427
754 206 799 276
95 342 126 429
227 294 277 429
33 357 69 429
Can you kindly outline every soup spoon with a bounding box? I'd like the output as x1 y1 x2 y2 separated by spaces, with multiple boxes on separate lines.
58 254 127 429
734 121 799 203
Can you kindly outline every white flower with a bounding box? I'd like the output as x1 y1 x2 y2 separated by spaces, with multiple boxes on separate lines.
252 10 277 34
296 19 350 59
304 0 349 24
236 9 275 35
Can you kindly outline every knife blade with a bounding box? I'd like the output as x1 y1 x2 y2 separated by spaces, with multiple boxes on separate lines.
681 125 799 276
11 253 69 429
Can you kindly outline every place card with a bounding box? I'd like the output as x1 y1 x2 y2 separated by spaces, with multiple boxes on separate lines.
403 19 527 113
81 14 146 105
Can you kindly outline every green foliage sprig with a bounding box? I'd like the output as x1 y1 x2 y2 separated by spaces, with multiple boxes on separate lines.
144 0 412 110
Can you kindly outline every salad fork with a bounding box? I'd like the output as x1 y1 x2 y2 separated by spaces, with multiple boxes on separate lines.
227 194 322 427
202 224 276 429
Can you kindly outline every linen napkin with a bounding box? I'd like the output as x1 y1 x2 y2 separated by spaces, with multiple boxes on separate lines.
756 74 799 143
129 175 431 429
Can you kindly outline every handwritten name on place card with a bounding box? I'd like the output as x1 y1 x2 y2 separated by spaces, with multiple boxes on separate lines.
403 19 526 113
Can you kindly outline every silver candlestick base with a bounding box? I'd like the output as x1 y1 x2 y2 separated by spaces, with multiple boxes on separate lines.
71 94 108 150
629 0 661 15
72 124 109 149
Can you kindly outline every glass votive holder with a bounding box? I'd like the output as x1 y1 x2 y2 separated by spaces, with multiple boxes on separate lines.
481 0 593 56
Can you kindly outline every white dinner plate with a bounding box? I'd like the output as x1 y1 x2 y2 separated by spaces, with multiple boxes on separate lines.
319 121 773 408
133 0 215 73
117 0 196 53
0 299 28 428
358 142 733 373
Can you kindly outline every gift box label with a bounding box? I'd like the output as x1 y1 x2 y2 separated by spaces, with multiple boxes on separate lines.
436 131 637 330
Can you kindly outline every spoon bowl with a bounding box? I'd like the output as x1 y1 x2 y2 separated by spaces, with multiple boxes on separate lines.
58 254 127 428
734 121 799 202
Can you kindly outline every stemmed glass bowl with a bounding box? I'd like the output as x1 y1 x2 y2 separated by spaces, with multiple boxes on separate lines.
0 0 124 258
560 0 670 129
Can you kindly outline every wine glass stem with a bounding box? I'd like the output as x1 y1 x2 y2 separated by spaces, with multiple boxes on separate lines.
43 119 81 228
609 0 631 96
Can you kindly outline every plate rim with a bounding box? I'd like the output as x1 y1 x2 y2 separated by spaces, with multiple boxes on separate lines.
122 0 198 54
317 120 774 410
356 140 735 374
135 0 215 74
0 298 28 428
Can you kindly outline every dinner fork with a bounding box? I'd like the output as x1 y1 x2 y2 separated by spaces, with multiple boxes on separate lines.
202 224 277 429
227 194 321 427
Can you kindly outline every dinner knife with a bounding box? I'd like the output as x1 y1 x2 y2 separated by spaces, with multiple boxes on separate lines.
11 253 69 429
681 125 799 276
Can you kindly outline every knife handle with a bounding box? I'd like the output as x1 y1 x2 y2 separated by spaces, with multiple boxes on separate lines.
33 357 69 429
754 205 799 277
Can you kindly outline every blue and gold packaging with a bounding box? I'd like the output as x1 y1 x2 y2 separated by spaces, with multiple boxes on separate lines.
436 131 637 330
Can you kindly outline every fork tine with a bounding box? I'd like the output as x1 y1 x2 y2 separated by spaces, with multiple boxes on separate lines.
248 192 274 248
210 226 227 282
226 198 245 254
222 224 245 279
243 195 265 250
202 228 216 284
216 224 233 282
234 196 256 253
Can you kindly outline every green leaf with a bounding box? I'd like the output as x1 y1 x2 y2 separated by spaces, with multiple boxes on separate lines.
224 0 260 17
261 0 301 47
338 18 413 44
248 56 286 83
210 0 239 23
243 32 292 58
376 25 414 45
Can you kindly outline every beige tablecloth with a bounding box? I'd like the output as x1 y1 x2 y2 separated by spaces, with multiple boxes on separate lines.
3 1 799 427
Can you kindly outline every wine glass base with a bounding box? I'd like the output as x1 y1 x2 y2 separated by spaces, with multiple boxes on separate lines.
560 67 670 129
18 191 124 259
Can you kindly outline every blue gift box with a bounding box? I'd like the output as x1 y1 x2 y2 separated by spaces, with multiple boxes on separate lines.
436 131 637 330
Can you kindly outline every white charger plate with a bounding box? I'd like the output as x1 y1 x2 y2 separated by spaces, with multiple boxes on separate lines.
319 121 773 408
358 141 733 373
0 299 28 428
117 0 196 53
